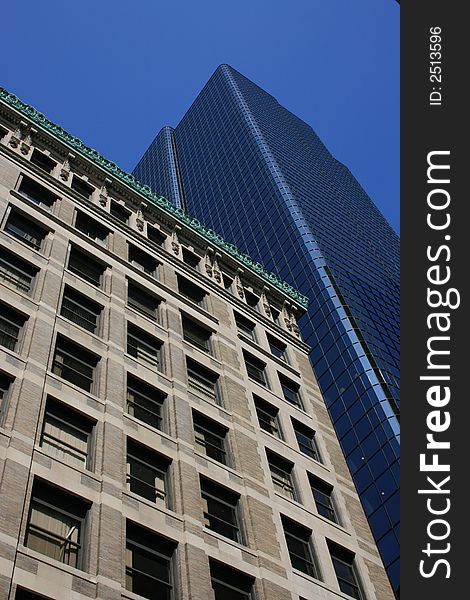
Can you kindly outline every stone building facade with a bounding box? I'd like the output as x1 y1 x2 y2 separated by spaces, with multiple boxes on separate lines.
0 90 393 600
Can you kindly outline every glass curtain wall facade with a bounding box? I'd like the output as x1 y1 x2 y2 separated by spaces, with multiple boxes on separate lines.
133 64 400 593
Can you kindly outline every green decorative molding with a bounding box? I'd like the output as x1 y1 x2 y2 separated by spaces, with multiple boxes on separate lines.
0 87 309 309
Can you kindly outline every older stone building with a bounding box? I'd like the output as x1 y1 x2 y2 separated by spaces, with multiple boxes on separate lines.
0 89 393 600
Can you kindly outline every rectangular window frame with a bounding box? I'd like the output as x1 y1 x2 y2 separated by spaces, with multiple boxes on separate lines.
201 478 242 543
126 439 170 507
186 358 220 404
52 337 99 394
60 286 102 334
193 411 228 465
267 451 297 501
127 281 160 322
126 376 166 431
4 210 48 251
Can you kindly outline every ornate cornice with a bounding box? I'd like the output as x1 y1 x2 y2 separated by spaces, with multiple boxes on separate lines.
0 87 309 309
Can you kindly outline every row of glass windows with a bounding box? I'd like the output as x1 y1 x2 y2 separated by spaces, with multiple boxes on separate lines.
20 475 364 600
11 151 289 323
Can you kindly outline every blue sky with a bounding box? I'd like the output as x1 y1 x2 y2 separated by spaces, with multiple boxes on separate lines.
2 0 399 232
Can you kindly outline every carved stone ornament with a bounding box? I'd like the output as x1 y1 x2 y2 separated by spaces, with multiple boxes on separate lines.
171 227 181 255
60 153 75 182
99 183 109 207
8 121 27 149
213 253 222 284
261 288 272 318
0 88 309 310
235 270 245 299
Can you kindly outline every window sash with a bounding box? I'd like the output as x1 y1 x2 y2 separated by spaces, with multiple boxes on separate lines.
5 217 43 250
285 532 316 577
194 425 226 464
41 412 89 468
52 348 94 392
0 315 21 351
270 464 295 499
126 542 173 599
187 368 218 402
295 430 319 460
256 406 280 437
128 288 159 320
26 498 81 568
127 331 160 368
312 487 337 522
183 322 210 351
212 579 252 599
0 257 33 293
202 493 240 542
127 453 167 504
127 387 163 429
68 253 103 286
61 296 99 333
332 556 362 599
281 383 300 405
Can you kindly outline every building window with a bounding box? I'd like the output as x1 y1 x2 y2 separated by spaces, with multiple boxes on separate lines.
71 175 94 198
0 303 27 352
110 201 130 223
309 475 338 523
52 336 99 393
25 480 89 569
0 249 38 294
68 246 106 287
279 375 302 407
126 521 176 600
127 323 162 370
243 351 267 386
267 334 287 361
15 588 49 599
254 396 282 438
244 289 259 309
127 439 170 506
40 397 95 470
201 478 241 543
128 244 159 276
328 541 363 600
75 211 110 245
210 560 254 600
147 225 166 246
182 315 212 352
234 312 256 340
127 281 160 321
0 124 7 140
30 149 56 173
4 210 48 251
126 375 166 431
267 451 297 501
292 420 321 462
182 247 200 268
177 274 206 306
193 411 228 464
60 286 102 334
18 176 57 209
0 372 14 424
186 358 219 404
282 517 319 578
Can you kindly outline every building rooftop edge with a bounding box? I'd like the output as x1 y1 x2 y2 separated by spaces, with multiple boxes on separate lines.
0 87 309 310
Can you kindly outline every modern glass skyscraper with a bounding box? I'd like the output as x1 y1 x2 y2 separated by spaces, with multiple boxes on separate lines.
133 64 400 593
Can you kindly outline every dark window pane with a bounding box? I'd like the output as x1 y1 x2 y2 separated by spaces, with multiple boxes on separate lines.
71 176 93 198
210 561 254 600
129 244 158 276
52 337 98 393
0 303 26 351
201 479 240 542
282 518 318 578
19 177 56 208
127 324 161 369
68 246 105 287
186 358 219 403
234 313 256 340
279 375 301 407
293 420 321 461
5 211 47 250
177 275 206 305
243 352 267 386
30 149 56 173
60 286 102 333
110 201 130 223
310 476 337 523
127 439 169 505
0 250 37 294
126 375 166 430
182 316 211 351
254 396 281 438
193 412 227 464
75 212 109 244
127 282 160 320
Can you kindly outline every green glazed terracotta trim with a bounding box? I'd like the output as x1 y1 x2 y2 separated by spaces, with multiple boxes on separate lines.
0 88 309 309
